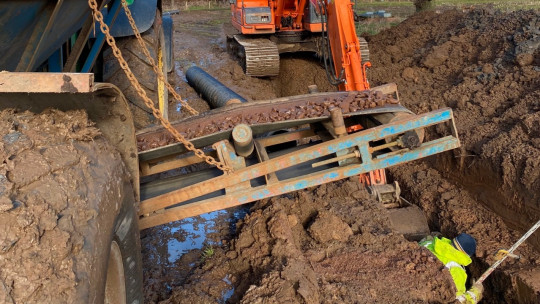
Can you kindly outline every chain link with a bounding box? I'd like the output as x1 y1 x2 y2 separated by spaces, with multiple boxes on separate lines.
120 0 198 116
87 0 232 172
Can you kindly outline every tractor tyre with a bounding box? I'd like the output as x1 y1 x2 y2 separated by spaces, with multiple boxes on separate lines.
0 109 143 303
103 10 169 130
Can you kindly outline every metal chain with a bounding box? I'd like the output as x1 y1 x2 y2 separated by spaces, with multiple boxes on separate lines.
87 0 232 172
119 0 198 116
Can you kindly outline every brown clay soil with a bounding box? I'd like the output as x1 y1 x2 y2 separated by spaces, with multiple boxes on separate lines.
0 109 127 303
367 8 540 301
160 181 457 304
143 7 540 304
368 7 540 247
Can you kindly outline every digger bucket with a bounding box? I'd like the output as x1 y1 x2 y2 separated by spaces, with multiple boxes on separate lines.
0 72 140 198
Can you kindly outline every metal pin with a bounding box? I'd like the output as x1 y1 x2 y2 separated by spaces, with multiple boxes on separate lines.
232 124 254 157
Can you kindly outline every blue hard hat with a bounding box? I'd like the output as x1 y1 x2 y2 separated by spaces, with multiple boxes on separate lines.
453 233 477 256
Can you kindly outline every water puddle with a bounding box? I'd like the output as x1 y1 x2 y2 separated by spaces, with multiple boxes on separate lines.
142 204 250 301
166 206 249 264
220 275 235 303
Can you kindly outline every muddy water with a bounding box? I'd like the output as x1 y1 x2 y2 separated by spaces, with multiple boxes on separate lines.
166 208 249 263
142 205 249 302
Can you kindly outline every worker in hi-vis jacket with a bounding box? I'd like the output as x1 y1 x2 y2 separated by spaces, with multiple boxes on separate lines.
419 233 484 303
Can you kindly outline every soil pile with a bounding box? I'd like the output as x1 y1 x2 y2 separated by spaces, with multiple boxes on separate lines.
0 109 126 303
368 8 540 249
159 180 456 304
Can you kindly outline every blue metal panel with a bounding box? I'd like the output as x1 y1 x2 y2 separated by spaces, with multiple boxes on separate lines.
0 1 89 71
82 0 123 72
47 48 63 72
0 2 49 71
0 0 159 72
106 0 158 37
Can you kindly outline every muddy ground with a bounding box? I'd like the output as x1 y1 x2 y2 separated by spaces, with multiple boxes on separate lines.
0 109 129 303
142 7 540 304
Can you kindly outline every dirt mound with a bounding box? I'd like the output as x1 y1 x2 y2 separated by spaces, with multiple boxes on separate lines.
159 180 456 303
0 109 126 303
368 8 540 249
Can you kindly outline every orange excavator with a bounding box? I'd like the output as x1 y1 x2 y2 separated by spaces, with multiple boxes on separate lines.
229 0 384 184
228 0 370 91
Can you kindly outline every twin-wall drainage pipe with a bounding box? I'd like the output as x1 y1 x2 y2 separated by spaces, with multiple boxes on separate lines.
186 66 247 108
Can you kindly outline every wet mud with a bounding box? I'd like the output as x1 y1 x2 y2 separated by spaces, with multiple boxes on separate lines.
160 181 456 304
368 8 540 249
368 8 540 302
0 109 127 303
167 10 335 123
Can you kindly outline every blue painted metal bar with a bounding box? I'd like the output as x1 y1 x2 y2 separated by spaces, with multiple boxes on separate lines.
47 48 63 72
139 108 458 216
81 0 123 72
139 108 455 214
139 135 459 229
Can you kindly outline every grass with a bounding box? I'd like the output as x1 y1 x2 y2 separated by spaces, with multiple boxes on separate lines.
354 0 540 11
201 246 215 262
186 5 228 11
165 1 228 11
356 20 404 35
434 0 539 10
354 0 538 35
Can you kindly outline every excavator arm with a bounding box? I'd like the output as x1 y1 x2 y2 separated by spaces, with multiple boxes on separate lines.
324 0 370 91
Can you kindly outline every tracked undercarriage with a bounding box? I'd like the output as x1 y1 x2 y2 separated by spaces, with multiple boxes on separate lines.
227 33 370 77
227 35 280 77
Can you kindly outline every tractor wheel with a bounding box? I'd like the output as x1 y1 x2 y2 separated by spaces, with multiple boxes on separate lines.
0 109 143 303
103 10 169 130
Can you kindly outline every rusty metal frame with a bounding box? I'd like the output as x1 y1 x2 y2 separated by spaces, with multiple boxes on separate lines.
140 150 218 177
0 72 139 199
16 0 65 72
138 108 460 229
0 72 94 93
254 128 316 185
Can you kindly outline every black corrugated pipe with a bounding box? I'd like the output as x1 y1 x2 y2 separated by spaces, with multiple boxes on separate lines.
185 66 247 108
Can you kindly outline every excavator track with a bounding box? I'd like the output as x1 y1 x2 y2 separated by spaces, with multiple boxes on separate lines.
358 36 370 65
228 35 280 77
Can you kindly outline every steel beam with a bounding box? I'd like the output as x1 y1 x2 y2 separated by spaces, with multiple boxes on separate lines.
139 135 459 229
0 72 93 93
138 108 458 221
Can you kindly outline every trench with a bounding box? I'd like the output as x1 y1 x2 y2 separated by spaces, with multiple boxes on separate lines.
145 55 525 303
388 152 540 302
144 55 530 302
143 8 539 303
